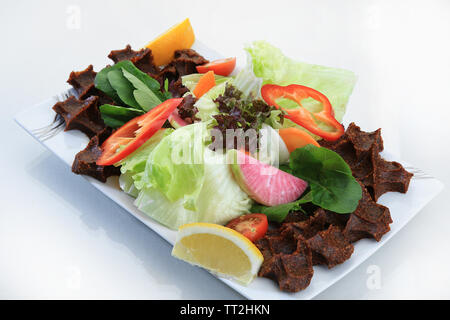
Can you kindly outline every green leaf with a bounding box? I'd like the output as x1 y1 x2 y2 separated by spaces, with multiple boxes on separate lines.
95 60 168 108
250 192 313 223
289 145 362 213
119 129 173 175
121 68 162 111
107 69 141 109
164 78 169 92
133 90 161 111
121 68 154 93
100 104 144 118
278 163 292 174
118 61 164 100
99 104 144 129
95 69 123 104
101 114 127 128
146 123 208 209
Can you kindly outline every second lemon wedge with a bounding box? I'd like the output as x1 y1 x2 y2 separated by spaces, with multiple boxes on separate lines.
171 223 264 285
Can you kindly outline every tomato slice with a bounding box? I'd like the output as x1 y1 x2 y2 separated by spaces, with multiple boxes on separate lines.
96 98 183 166
226 213 268 242
196 57 236 76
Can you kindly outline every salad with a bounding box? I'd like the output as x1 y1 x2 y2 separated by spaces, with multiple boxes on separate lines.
52 18 413 292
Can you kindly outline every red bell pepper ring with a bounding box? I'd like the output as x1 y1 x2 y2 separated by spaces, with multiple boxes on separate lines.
261 84 345 141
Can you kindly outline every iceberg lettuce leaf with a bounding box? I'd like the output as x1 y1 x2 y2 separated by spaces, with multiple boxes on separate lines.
121 146 252 230
132 149 252 229
246 41 357 123
144 123 208 211
118 129 173 175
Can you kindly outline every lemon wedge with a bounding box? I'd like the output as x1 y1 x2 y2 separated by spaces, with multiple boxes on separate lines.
146 18 195 66
172 223 264 285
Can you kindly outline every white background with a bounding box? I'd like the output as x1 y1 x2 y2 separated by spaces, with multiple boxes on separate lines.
1 0 450 299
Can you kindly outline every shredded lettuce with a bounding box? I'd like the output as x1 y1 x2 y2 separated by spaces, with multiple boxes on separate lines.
245 41 357 123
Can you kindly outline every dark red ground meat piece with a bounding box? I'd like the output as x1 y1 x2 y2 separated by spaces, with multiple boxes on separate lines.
280 208 349 240
67 64 96 99
306 225 354 268
52 96 106 138
319 122 413 201
72 128 120 182
67 65 114 105
343 180 392 242
256 233 314 292
372 155 413 201
108 44 158 76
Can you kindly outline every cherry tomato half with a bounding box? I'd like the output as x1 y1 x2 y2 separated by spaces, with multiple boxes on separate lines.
196 57 236 76
96 98 183 166
226 213 268 242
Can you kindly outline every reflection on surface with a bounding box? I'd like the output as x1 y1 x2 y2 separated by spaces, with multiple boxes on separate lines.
25 151 244 299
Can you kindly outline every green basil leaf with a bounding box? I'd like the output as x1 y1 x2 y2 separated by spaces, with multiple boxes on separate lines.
133 90 161 111
95 60 172 126
250 191 313 223
121 68 162 111
100 104 144 118
95 60 165 105
278 163 292 174
107 70 141 109
95 69 123 104
101 114 126 128
289 145 362 213
118 60 164 100
99 104 144 129
121 68 155 93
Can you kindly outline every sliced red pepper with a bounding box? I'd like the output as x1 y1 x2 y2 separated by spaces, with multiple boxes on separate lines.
261 84 345 141
96 98 183 166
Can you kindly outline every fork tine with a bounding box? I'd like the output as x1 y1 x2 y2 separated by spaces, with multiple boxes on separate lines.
404 166 434 179
31 90 70 141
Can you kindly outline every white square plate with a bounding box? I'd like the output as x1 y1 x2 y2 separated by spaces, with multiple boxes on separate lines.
15 41 444 300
